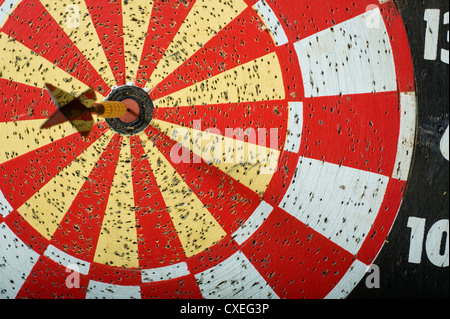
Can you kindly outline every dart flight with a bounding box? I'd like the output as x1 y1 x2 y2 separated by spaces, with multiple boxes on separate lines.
41 83 128 136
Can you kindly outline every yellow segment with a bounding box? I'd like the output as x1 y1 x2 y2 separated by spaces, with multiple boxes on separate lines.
153 119 279 197
40 0 117 88
0 32 90 96
17 131 114 239
0 119 78 164
153 52 285 108
140 133 226 257
147 0 248 88
94 137 140 268
122 0 154 83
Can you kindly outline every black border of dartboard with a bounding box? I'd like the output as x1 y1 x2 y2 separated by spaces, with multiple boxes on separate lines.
349 0 449 299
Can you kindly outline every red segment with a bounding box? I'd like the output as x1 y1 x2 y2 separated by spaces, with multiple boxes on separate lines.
141 275 203 299
50 134 122 263
263 150 300 207
149 7 277 100
2 0 109 95
357 178 406 264
300 92 400 176
186 235 240 275
129 135 187 269
153 100 288 150
4 210 49 255
241 206 355 299
276 43 305 101
243 0 259 6
0 123 108 210
0 79 55 122
267 0 379 42
89 262 141 286
85 0 126 86
16 255 88 299
380 1 416 92
135 0 196 87
145 126 262 235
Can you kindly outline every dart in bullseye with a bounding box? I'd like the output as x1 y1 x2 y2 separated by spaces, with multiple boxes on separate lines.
41 83 136 136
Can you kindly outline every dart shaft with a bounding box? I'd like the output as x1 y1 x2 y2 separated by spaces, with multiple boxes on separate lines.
93 101 128 118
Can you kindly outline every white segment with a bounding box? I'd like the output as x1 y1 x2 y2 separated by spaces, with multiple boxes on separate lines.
295 8 397 97
0 0 20 27
0 223 40 299
86 281 141 299
141 262 190 283
441 125 449 161
195 251 279 299
325 259 368 299
232 201 273 245
279 157 389 255
43 245 90 275
253 0 288 46
0 189 13 217
284 101 303 153
392 92 417 180
423 9 440 61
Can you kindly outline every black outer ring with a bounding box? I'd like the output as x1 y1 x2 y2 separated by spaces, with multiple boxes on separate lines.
104 85 154 136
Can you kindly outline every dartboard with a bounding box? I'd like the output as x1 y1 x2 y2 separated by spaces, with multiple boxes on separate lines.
0 0 416 299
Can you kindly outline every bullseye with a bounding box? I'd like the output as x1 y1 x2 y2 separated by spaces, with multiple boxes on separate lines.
119 98 140 124
104 84 154 136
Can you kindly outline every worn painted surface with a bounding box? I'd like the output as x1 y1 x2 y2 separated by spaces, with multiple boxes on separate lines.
0 0 424 300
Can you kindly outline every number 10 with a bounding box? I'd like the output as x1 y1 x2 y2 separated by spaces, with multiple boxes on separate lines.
407 217 449 267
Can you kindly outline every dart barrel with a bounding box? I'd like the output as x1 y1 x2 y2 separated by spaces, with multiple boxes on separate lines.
93 101 128 118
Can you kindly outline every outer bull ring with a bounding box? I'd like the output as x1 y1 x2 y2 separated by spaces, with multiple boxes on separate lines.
0 0 448 302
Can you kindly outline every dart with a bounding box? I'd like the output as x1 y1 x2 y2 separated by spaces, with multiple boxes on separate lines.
41 83 132 136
